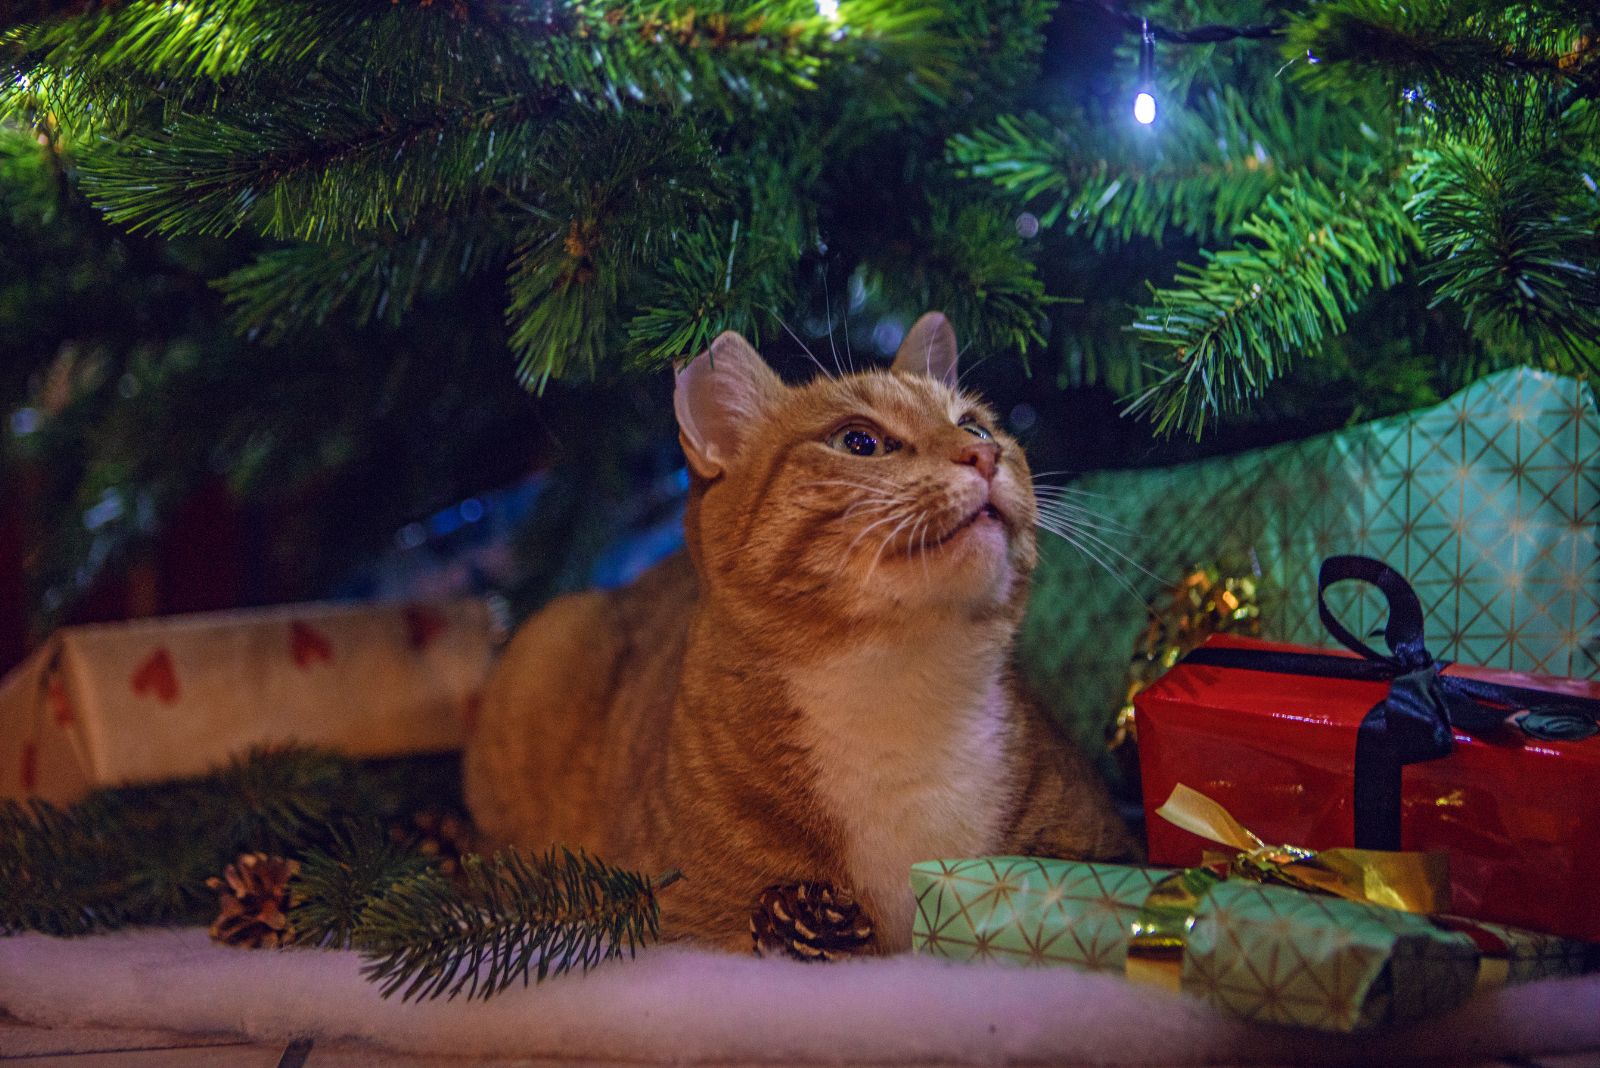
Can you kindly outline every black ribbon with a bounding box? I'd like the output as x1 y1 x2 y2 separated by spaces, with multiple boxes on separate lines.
1180 555 1600 851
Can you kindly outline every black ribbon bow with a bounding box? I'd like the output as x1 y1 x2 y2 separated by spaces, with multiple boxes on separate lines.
1181 555 1600 851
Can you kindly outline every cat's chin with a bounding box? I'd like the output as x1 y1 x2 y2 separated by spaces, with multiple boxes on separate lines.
867 513 1018 609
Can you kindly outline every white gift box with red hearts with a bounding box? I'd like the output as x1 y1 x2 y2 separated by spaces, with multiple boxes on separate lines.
0 599 500 804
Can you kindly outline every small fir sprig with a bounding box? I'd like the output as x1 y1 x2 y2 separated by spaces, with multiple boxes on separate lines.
354 848 679 1001
0 747 452 936
288 823 434 950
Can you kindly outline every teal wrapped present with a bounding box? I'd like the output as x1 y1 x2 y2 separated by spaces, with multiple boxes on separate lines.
910 857 1595 1033
1019 368 1600 767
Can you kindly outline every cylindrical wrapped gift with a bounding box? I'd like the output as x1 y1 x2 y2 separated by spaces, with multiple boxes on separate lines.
911 856 1595 1033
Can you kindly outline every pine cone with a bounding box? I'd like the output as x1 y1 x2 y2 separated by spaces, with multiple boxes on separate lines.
389 807 474 879
750 882 874 961
206 852 301 949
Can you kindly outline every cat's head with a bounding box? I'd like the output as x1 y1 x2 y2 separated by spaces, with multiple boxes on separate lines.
674 313 1036 639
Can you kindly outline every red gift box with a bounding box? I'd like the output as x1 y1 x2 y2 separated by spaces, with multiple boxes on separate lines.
1137 629 1600 942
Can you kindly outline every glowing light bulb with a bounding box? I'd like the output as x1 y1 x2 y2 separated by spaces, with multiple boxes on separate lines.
1133 91 1157 125
816 0 839 17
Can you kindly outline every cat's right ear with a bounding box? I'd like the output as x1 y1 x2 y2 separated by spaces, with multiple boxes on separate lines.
674 331 783 479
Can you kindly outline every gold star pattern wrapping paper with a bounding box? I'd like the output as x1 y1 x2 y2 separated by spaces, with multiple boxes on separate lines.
1021 368 1599 771
910 856 1594 1033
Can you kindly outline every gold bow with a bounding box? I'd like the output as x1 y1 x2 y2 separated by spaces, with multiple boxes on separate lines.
1155 783 1452 913
1125 784 1453 992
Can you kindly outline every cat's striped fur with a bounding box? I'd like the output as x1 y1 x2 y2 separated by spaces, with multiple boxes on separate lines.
464 314 1138 953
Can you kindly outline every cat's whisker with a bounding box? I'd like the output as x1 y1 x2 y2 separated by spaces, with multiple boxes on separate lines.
1034 512 1159 580
1036 508 1152 546
1033 486 1135 526
1035 513 1164 592
1031 480 1116 501
845 509 912 559
1034 519 1155 609
798 477 902 494
839 284 857 371
840 499 902 523
1038 514 1141 541
1033 500 1139 538
918 515 935 587
821 271 845 378
862 512 919 586
955 349 992 389
772 312 835 381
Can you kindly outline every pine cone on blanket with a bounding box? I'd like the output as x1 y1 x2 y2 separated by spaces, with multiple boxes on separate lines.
390 807 474 879
206 852 301 948
751 881 874 961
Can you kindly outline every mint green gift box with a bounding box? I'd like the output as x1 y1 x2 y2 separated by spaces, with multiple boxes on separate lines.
1019 369 1600 770
910 857 1595 1033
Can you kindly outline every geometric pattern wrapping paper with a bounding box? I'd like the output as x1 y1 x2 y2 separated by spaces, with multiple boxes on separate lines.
911 858 1173 972
910 857 1597 1034
1019 368 1600 759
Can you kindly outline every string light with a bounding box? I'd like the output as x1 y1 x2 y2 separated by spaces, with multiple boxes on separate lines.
1134 18 1157 125
1134 91 1156 125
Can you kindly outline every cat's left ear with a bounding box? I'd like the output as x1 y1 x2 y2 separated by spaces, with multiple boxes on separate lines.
674 331 784 479
891 311 958 386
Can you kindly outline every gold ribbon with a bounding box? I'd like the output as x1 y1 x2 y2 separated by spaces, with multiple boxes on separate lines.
1154 783 1453 913
1125 784 1456 991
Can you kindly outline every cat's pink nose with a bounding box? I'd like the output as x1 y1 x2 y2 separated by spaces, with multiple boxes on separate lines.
955 440 999 481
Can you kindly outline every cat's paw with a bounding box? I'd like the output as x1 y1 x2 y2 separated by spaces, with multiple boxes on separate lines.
750 881 875 961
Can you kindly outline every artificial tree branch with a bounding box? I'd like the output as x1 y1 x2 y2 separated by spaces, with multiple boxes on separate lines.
1084 0 1285 44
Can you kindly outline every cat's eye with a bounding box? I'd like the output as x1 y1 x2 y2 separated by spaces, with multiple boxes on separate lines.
959 415 994 441
826 423 901 457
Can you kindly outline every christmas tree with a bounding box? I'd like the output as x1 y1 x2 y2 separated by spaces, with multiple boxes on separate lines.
2 0 1597 997
2 0 1596 619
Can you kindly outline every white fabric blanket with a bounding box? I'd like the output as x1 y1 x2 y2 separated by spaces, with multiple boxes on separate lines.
1 929 1597 1065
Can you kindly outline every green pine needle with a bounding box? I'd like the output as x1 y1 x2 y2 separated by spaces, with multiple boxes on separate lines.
290 823 434 950
355 848 672 1002
0 747 459 937
1408 137 1600 366
1123 172 1419 437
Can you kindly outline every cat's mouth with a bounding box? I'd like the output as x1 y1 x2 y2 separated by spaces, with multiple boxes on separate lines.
922 502 1004 552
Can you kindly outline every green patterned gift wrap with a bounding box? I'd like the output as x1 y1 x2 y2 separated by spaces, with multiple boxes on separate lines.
1019 368 1600 771
910 857 1596 1033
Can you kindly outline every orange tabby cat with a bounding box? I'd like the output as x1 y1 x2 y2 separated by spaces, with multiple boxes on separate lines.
465 312 1138 954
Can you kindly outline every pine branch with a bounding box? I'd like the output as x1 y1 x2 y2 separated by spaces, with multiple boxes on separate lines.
859 195 1050 361
79 92 559 241
1123 172 1419 437
4 1 957 126
290 823 434 949
627 216 798 370
0 748 461 937
0 797 130 935
1085 0 1285 44
1407 138 1600 367
1287 0 1600 112
354 849 674 1001
950 84 1378 249
504 112 721 387
218 216 517 342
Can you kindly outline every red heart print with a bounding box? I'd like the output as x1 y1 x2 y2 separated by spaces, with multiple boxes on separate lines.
48 673 74 726
290 621 334 668
131 648 181 704
403 605 447 651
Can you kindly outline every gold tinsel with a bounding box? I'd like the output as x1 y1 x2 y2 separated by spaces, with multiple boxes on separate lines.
1110 564 1262 758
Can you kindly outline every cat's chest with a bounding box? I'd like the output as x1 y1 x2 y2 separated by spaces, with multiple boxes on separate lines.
787 645 1015 952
